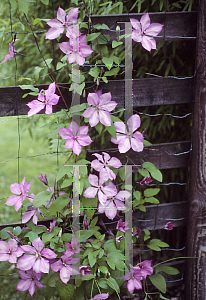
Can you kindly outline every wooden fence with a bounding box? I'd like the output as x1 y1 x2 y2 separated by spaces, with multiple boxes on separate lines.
0 2 205 299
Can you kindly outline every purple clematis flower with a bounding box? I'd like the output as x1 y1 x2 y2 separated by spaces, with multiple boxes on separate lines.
46 7 79 40
91 152 121 180
116 218 130 232
89 293 109 300
83 90 117 127
83 219 89 230
17 237 57 273
98 183 130 220
38 174 48 186
6 177 31 211
1 39 18 64
164 221 174 230
116 235 124 242
51 252 80 284
84 174 117 205
111 114 144 153
140 176 153 185
59 121 92 155
130 13 163 52
79 265 90 277
134 260 153 278
22 194 43 225
0 239 23 263
59 35 93 65
133 227 141 237
27 82 60 117
123 267 143 294
47 219 56 233
16 269 44 296
65 238 81 255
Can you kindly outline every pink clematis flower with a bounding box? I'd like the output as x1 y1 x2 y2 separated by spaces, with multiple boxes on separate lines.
59 121 92 155
47 219 56 233
130 13 163 52
16 269 44 296
83 219 89 230
140 176 153 185
89 293 109 300
65 238 81 255
123 267 143 294
17 237 57 273
164 221 174 230
6 177 31 211
1 39 18 64
116 218 130 232
38 174 48 186
111 114 144 153
46 7 79 40
91 152 121 180
133 227 141 237
133 260 153 278
84 174 117 205
116 235 124 242
0 239 23 263
83 90 117 127
59 35 93 65
98 183 130 220
79 265 90 277
27 82 60 117
22 194 43 225
51 252 80 284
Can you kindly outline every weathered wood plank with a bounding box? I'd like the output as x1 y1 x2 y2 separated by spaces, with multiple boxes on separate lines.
86 11 197 41
186 1 206 299
87 141 191 170
0 78 193 116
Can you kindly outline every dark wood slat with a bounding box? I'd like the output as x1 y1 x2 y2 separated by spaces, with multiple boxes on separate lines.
0 78 193 116
133 201 186 230
87 141 191 170
85 11 197 41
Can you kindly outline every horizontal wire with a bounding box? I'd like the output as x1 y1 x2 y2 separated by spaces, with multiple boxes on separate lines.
165 145 192 156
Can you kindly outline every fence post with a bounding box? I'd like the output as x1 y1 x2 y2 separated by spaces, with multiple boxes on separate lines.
186 0 206 298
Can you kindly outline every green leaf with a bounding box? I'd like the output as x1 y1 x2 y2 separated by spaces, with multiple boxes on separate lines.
61 233 72 242
155 266 180 275
104 67 120 76
145 197 159 204
80 230 96 242
106 122 116 138
56 165 73 181
76 159 91 165
56 62 67 70
98 278 108 289
10 0 18 9
94 24 110 30
142 162 162 182
40 0 49 4
110 115 122 122
99 266 108 274
138 204 146 212
61 178 73 188
33 191 52 208
147 239 169 251
42 232 55 244
102 56 113 70
95 122 104 134
56 281 75 300
149 273 166 293
144 188 160 198
102 76 108 83
107 277 120 293
133 191 141 201
14 226 21 236
17 0 28 14
138 169 150 178
25 231 39 242
87 32 101 41
49 195 70 215
112 40 123 48
104 239 117 253
19 85 39 93
106 257 115 269
88 251 96 267
118 167 125 181
158 294 170 300
89 67 100 79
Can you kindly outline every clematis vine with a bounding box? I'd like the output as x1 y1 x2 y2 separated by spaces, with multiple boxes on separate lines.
111 114 144 153
17 237 57 273
59 121 92 155
46 7 79 40
6 177 31 211
0 239 23 263
27 82 60 117
83 90 117 127
1 39 18 64
59 35 93 65
16 269 44 297
130 12 163 52
91 152 122 180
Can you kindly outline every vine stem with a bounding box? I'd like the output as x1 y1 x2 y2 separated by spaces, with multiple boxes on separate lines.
104 277 121 300
153 256 197 268
94 279 102 294
23 14 69 111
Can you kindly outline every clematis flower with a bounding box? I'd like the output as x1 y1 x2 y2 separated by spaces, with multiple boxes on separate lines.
111 114 144 153
65 238 81 254
84 174 117 205
46 7 79 40
47 219 56 233
79 265 90 277
6 177 31 211
89 293 109 300
116 235 124 242
116 218 130 232
27 82 60 117
22 194 43 225
83 219 89 230
140 176 153 185
98 183 129 220
134 260 153 278
51 252 80 284
164 221 174 230
123 267 143 294
133 227 141 237
17 237 57 273
59 121 92 155
0 239 23 263
59 35 93 65
83 90 117 127
130 13 163 52
16 269 44 297
38 174 48 186
1 39 18 64
91 152 121 180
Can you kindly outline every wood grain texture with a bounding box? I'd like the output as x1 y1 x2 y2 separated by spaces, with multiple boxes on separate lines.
87 141 191 170
0 78 193 116
186 1 206 299
85 11 197 41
